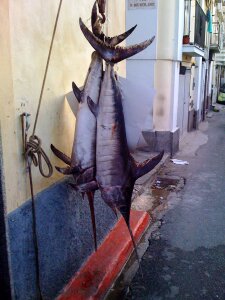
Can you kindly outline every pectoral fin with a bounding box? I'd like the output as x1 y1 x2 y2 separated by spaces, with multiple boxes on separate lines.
72 82 82 103
51 144 71 165
79 18 154 64
134 150 164 180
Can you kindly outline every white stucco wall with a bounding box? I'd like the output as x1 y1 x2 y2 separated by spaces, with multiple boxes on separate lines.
154 0 184 132
0 0 125 212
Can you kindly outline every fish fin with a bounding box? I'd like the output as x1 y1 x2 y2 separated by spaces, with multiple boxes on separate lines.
92 0 136 47
134 150 164 180
79 18 154 64
87 192 98 251
72 81 82 103
68 183 78 190
55 166 80 175
75 181 99 193
51 144 71 165
105 25 137 47
87 96 99 117
91 1 98 33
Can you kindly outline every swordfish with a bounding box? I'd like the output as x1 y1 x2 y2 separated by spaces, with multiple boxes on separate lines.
51 15 138 250
51 51 103 250
79 18 164 258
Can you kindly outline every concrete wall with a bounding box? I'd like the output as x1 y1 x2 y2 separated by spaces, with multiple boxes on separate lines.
0 0 125 213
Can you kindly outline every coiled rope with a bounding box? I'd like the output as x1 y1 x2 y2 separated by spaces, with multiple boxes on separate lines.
26 135 53 178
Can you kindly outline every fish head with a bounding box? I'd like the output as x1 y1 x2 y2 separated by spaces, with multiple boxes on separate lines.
100 178 135 226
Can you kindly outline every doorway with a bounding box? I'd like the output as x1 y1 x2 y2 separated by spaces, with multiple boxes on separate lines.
177 69 191 137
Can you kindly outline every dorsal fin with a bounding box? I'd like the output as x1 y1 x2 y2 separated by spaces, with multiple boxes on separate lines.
72 82 82 103
79 18 155 64
134 150 164 180
87 96 99 117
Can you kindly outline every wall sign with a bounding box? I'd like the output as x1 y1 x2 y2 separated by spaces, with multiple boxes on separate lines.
128 0 156 10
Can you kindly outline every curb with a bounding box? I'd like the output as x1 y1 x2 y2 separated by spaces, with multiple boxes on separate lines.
57 210 150 300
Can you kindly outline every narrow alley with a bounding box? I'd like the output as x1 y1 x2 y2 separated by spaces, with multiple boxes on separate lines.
122 109 225 299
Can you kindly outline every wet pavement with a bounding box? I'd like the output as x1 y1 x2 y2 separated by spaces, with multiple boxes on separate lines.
108 109 225 300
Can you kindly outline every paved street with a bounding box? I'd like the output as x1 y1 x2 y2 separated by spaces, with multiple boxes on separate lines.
125 109 225 300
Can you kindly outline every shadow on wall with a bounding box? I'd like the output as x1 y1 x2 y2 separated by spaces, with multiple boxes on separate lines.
8 177 116 299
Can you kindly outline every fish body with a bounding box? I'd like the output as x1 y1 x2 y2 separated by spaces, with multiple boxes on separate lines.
81 18 164 258
52 51 103 189
71 51 103 178
95 64 134 220
51 51 103 251
90 64 163 225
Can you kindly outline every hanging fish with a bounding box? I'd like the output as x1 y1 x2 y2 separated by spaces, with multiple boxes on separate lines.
51 4 137 250
79 18 164 260
51 50 103 250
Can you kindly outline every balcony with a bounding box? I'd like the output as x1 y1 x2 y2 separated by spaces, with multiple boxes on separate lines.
182 0 206 57
210 22 221 53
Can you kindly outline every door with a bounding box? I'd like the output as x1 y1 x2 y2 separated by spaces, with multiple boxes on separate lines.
178 69 191 136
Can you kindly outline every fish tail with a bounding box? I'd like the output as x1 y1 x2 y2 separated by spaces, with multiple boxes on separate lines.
79 18 154 64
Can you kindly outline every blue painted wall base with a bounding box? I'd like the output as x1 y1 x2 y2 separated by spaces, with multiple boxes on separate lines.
8 177 116 300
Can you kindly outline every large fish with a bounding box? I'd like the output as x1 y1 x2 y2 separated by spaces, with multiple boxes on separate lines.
51 51 103 250
51 7 137 250
79 18 164 260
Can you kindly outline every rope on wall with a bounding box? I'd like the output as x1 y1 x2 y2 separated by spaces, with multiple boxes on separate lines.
21 0 63 298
